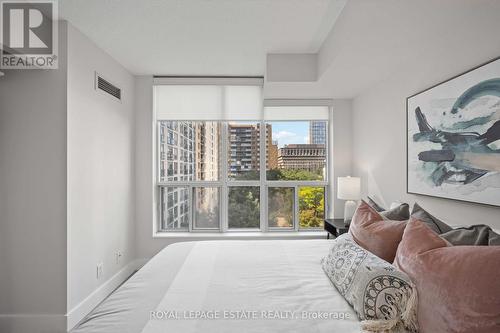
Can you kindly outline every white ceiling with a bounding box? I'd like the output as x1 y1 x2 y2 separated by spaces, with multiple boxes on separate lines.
59 0 347 76
60 0 500 99
265 0 500 98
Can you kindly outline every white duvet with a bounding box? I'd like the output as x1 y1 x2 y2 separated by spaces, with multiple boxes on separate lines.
72 240 361 333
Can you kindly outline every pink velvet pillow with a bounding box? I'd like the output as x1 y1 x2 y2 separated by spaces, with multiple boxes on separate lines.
349 200 407 262
394 218 500 333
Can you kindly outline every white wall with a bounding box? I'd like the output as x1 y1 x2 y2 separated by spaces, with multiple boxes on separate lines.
330 99 352 219
352 8 500 230
66 24 136 328
0 22 68 333
134 76 158 260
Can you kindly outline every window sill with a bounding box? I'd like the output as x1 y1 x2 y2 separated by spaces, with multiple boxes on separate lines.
153 231 328 240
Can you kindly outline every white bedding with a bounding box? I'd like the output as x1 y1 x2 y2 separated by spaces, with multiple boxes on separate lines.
72 240 361 333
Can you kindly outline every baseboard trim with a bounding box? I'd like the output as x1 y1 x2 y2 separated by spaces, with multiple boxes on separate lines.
66 259 145 331
134 257 149 268
0 314 66 333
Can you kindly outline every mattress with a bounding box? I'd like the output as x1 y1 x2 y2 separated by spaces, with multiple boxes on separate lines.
72 240 361 333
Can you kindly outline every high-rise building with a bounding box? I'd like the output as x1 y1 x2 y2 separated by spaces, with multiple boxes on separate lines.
268 140 279 170
277 144 326 173
194 122 220 228
159 121 195 182
195 122 220 181
228 123 273 178
159 121 195 229
159 121 220 229
309 121 327 145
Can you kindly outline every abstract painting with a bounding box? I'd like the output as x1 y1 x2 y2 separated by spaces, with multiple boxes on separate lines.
407 57 500 207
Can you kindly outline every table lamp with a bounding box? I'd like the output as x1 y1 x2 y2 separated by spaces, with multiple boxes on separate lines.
337 176 361 225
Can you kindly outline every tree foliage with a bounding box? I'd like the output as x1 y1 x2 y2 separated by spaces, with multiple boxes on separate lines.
228 187 260 228
266 168 322 181
298 187 324 228
228 169 325 229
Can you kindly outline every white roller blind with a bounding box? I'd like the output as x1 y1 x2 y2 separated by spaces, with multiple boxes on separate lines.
155 85 222 120
154 83 330 121
154 84 262 120
224 85 262 120
264 106 330 121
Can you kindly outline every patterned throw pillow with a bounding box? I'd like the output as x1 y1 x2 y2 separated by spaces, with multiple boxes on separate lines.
322 234 418 332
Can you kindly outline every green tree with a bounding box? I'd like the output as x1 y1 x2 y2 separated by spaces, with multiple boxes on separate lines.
266 168 322 181
233 170 260 181
298 187 325 228
228 187 260 228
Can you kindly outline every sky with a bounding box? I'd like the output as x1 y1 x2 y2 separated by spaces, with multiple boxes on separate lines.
269 121 309 148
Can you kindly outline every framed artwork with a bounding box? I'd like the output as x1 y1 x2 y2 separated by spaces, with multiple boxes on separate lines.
407 57 500 207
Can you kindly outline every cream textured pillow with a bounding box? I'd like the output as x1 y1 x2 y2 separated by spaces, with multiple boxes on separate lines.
322 234 418 332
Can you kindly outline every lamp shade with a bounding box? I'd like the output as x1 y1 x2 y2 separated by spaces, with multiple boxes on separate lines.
337 176 361 200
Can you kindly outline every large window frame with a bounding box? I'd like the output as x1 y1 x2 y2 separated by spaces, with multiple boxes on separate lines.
153 83 333 234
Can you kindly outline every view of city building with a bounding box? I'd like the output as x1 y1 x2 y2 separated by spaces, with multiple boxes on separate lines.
309 121 327 145
228 123 261 179
227 123 277 179
268 140 279 169
195 122 220 181
277 144 326 173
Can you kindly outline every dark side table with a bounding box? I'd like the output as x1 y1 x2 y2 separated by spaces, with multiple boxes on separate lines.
324 218 349 239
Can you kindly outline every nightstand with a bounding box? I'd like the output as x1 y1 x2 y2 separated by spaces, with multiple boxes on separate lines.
324 218 349 239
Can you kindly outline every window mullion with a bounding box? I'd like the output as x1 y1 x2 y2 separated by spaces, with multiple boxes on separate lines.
221 121 229 232
294 185 299 231
188 185 193 232
259 120 266 232
328 106 333 218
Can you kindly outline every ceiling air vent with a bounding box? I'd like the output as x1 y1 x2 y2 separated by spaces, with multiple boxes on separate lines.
95 72 121 101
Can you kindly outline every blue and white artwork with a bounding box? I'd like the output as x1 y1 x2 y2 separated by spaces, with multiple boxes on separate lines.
407 58 500 207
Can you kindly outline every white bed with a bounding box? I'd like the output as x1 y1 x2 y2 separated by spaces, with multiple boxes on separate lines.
72 240 361 333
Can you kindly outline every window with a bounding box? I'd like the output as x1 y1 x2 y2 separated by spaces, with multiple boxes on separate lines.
266 121 326 181
299 186 325 229
193 187 220 230
268 187 294 229
228 186 260 229
155 81 330 233
159 186 189 231
158 121 220 182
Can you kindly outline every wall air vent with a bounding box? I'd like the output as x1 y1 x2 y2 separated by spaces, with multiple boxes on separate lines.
95 72 121 101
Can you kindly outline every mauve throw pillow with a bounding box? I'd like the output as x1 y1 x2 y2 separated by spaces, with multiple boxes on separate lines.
394 218 500 333
349 200 407 263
